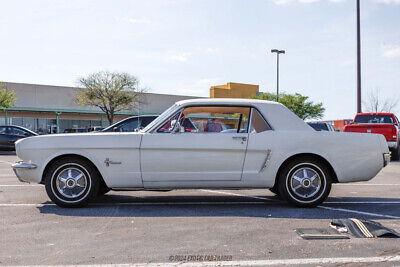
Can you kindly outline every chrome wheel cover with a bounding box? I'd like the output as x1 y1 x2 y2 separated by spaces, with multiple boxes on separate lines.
290 167 321 199
55 167 87 199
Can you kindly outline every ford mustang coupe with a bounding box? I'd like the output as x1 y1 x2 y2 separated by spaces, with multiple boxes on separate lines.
12 99 390 208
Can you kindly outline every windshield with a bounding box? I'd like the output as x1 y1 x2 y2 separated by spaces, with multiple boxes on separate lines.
308 123 329 131
355 115 394 124
141 104 179 132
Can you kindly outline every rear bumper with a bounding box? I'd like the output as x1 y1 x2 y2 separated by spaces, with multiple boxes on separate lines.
12 161 38 183
387 141 398 149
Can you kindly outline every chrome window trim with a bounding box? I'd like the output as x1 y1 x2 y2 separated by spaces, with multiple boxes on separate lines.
149 104 273 134
153 108 184 134
249 107 273 133
170 105 252 134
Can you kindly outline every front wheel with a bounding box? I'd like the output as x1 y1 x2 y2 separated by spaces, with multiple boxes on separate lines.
278 156 332 207
45 157 100 208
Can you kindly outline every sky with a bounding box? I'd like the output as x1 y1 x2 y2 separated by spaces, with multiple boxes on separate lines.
0 0 399 120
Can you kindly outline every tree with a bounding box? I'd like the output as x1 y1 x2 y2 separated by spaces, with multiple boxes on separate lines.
251 92 325 120
0 82 17 109
363 88 399 113
75 71 146 124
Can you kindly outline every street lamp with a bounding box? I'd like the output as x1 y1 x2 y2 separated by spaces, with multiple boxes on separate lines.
271 49 285 101
356 0 362 113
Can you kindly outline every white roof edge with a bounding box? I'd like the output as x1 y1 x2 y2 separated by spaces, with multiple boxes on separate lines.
175 98 281 106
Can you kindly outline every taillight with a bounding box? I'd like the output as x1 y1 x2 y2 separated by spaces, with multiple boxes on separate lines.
393 127 398 140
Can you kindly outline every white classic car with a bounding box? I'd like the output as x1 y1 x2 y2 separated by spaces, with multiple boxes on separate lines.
12 99 390 208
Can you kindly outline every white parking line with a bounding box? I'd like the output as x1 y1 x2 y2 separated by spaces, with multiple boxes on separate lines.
30 255 400 266
0 161 13 165
200 189 276 201
0 174 17 176
318 206 400 219
335 184 400 186
0 201 270 207
325 201 400 204
0 184 41 187
203 189 400 219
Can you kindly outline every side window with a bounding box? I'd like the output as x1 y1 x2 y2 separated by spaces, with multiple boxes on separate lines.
179 106 250 133
249 109 271 133
11 127 29 136
0 127 7 134
140 116 157 128
157 111 181 133
118 119 140 132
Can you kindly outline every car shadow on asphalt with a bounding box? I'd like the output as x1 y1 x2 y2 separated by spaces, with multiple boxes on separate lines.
37 194 400 220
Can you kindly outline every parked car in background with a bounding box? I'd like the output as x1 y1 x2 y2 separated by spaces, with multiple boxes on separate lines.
103 115 198 133
102 115 158 132
0 125 37 150
343 113 400 160
13 99 390 208
307 122 335 132
88 126 104 132
64 128 89 133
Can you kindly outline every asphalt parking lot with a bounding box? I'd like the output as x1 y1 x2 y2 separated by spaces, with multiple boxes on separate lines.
0 154 399 266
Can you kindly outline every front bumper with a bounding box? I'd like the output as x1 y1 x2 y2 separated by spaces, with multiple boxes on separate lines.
12 161 38 183
383 153 391 167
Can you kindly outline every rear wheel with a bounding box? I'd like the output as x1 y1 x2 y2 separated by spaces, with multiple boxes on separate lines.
278 156 332 207
45 157 100 208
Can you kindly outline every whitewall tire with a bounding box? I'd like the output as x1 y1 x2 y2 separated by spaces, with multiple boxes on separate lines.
45 156 100 208
278 156 332 207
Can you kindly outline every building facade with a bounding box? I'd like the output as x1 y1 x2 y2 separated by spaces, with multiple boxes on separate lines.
1 81 260 134
1 82 196 134
210 82 259 99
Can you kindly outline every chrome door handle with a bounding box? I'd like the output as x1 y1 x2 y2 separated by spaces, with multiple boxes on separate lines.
232 136 247 141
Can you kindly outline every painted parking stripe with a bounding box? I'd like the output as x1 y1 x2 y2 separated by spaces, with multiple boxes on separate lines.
325 201 400 204
0 201 274 207
204 189 400 219
335 184 400 186
0 184 41 187
200 189 276 201
0 160 14 164
23 255 400 266
0 186 399 205
318 205 400 219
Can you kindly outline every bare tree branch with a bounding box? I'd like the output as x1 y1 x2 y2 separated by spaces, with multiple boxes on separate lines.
75 71 147 124
363 88 399 113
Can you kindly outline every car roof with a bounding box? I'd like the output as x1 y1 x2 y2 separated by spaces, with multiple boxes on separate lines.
175 98 280 106
356 113 394 116
0 125 38 135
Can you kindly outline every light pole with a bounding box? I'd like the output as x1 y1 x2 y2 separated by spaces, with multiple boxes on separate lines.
271 49 285 101
356 0 362 113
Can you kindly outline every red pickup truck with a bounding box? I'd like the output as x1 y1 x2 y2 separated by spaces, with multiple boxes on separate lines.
343 113 400 160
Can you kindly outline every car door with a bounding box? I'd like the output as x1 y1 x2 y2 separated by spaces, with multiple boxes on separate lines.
0 126 11 150
140 105 250 182
241 108 276 187
8 127 31 146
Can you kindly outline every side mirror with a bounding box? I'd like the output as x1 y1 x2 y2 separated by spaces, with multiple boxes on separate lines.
113 127 119 132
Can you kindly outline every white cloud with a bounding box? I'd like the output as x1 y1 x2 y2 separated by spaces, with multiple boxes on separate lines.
382 45 400 58
373 0 400 4
116 17 152 25
340 59 355 66
164 52 192 62
197 78 221 84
